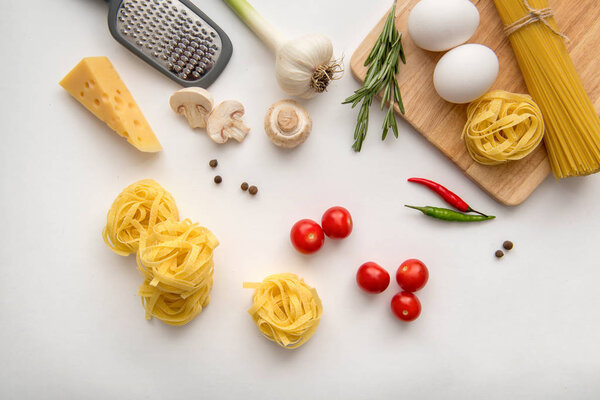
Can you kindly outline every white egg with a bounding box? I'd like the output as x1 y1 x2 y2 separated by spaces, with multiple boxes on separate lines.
433 44 499 104
408 0 480 52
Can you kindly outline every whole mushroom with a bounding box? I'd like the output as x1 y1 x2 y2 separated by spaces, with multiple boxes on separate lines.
264 100 312 148
169 87 214 129
206 100 250 144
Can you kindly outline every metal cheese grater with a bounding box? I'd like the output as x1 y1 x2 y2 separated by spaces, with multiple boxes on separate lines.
105 0 233 87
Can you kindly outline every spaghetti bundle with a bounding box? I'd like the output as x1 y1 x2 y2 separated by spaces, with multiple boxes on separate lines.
244 273 323 349
102 179 179 256
463 90 545 165
137 219 219 326
493 0 600 178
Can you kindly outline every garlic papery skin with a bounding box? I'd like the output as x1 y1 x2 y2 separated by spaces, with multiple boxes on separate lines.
276 34 339 99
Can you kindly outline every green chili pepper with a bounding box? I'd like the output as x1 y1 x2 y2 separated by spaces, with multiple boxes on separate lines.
405 205 495 222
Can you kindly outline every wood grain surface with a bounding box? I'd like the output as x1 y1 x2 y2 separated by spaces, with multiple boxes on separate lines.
350 0 600 206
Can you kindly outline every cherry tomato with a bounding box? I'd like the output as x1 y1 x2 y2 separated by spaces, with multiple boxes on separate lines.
396 259 429 292
390 292 421 321
290 219 325 254
356 262 390 293
321 206 353 239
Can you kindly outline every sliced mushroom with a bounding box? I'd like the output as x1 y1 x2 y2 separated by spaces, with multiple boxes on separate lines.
206 100 250 144
264 100 312 148
169 87 214 129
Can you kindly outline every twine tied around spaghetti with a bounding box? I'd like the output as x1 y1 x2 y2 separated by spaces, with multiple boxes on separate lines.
504 0 570 42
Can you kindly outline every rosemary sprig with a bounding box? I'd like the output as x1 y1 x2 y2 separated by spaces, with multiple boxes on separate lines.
343 2 406 152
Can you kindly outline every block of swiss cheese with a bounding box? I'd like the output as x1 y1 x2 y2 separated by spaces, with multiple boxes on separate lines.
60 56 162 152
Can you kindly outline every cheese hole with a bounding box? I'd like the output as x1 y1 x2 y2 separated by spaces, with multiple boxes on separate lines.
84 82 90 88
133 120 140 127
116 89 122 95
123 131 129 138
128 102 135 108
80 92 84 97
102 93 109 102
89 80 95 87
114 96 123 104
94 99 100 107
137 136 142 142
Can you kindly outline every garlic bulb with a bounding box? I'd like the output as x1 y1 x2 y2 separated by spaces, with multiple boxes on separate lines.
276 34 339 99
224 0 342 99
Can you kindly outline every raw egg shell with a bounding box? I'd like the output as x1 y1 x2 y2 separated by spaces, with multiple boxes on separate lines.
433 44 499 104
408 0 480 52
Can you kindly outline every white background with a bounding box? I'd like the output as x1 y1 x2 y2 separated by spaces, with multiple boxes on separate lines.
1 0 599 399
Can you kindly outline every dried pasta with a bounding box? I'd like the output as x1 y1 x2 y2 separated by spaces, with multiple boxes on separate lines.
462 90 545 165
493 0 600 178
102 179 179 256
244 273 323 349
137 279 209 326
137 219 219 325
103 180 218 326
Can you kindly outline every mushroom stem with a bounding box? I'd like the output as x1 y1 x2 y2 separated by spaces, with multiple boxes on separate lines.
228 121 251 142
277 107 299 133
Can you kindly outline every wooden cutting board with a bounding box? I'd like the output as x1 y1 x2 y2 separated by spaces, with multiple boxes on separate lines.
350 0 600 206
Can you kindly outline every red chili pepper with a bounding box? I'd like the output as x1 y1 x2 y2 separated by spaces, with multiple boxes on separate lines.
407 177 488 217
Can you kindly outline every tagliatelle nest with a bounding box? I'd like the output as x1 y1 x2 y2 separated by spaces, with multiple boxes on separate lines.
244 273 323 349
102 179 179 256
136 219 219 325
137 279 210 326
462 90 545 165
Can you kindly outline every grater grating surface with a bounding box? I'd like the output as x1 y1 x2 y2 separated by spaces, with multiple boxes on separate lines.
107 0 232 87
